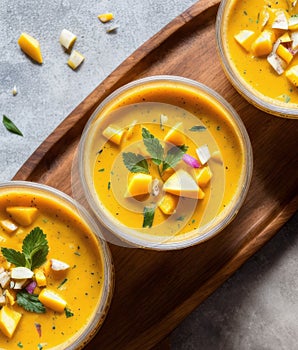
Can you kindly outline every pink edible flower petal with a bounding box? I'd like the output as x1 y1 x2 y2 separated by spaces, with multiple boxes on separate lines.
35 322 42 337
182 153 200 168
26 280 37 294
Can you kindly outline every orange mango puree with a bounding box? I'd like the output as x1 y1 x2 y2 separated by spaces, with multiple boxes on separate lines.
223 0 298 105
90 81 245 239
0 187 105 349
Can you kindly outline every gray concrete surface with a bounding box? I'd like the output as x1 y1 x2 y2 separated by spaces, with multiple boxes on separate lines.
0 1 297 349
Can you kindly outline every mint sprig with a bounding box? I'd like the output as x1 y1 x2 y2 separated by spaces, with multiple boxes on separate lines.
162 144 188 172
1 227 49 270
17 290 46 313
142 128 164 166
122 152 149 174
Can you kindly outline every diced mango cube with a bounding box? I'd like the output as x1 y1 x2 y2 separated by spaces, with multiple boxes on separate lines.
234 30 255 51
285 65 298 87
0 305 22 338
163 169 203 199
18 32 43 64
158 193 179 215
0 219 18 234
35 269 47 287
102 124 125 145
164 122 186 146
276 44 293 65
251 30 276 56
125 173 152 197
38 288 67 313
6 206 38 226
98 13 114 23
5 290 16 306
126 120 137 140
196 166 213 188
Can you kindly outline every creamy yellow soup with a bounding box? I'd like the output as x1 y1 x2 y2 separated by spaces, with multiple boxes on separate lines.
0 185 109 349
223 0 298 105
84 80 248 244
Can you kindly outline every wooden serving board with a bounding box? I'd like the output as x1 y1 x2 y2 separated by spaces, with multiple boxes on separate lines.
13 0 298 349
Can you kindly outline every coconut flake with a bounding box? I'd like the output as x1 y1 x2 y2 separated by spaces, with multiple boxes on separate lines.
51 258 70 271
196 145 211 165
272 10 288 30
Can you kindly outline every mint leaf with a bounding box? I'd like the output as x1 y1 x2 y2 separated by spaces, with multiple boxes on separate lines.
142 205 156 228
22 227 49 270
1 248 26 267
65 307 74 318
122 152 149 174
2 115 23 136
17 290 46 313
1 227 49 270
162 145 188 172
142 128 164 166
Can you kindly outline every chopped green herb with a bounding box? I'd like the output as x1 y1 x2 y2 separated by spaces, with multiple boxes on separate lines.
98 168 105 172
142 205 156 228
108 181 111 190
142 128 163 166
162 145 188 173
64 307 74 318
189 125 206 132
1 227 49 270
58 278 68 289
17 342 24 348
2 115 23 136
176 216 185 221
122 152 149 173
17 290 46 313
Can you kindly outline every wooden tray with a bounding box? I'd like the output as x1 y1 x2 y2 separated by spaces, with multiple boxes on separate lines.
13 0 298 349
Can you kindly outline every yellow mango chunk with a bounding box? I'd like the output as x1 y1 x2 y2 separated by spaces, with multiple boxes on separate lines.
6 206 38 226
98 13 114 23
276 44 293 65
251 30 276 56
17 33 43 64
125 173 152 197
196 166 213 188
164 122 186 146
102 124 125 145
285 65 298 86
0 219 18 234
158 193 179 215
35 269 47 287
163 169 203 199
67 50 85 70
0 306 22 338
38 288 67 313
234 30 255 51
5 290 16 306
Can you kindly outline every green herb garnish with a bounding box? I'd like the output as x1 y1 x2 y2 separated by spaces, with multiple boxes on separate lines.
16 290 46 313
122 152 149 174
142 205 156 228
2 115 23 136
142 128 164 166
64 307 74 318
162 144 188 173
58 278 68 289
189 125 206 132
1 227 49 270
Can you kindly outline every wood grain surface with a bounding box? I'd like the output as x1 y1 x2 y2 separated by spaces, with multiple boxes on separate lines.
13 0 298 349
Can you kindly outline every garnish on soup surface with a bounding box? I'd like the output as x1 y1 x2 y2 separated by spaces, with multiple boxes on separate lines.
92 93 244 239
225 0 298 104
0 189 105 349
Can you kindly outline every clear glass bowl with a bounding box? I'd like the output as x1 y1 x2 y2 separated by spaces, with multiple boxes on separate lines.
78 75 253 250
216 0 298 119
0 181 114 350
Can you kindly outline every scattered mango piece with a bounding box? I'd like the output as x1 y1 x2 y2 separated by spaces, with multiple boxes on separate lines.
276 44 293 65
234 30 255 51
6 206 38 226
67 50 85 70
102 124 125 145
59 29 77 51
0 219 18 234
34 269 47 287
98 13 114 23
38 288 67 313
251 30 276 56
164 122 186 146
285 65 298 86
163 169 203 199
125 173 152 197
158 193 179 215
196 166 213 188
0 305 22 338
18 32 43 64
